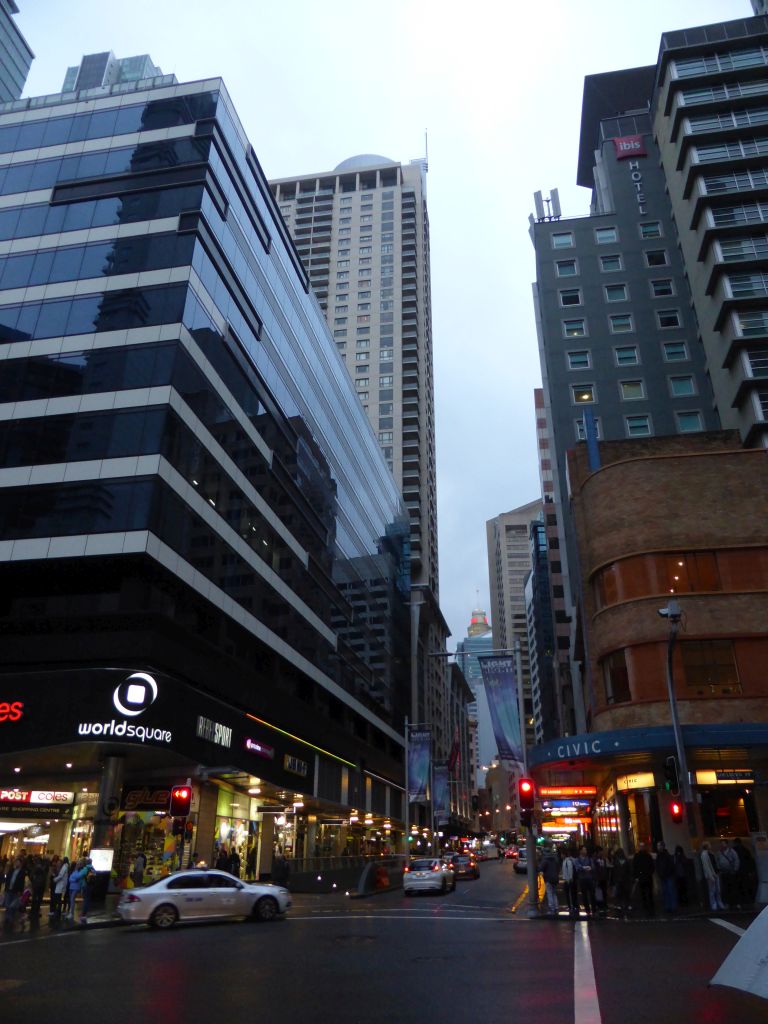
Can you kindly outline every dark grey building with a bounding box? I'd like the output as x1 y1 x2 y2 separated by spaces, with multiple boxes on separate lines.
531 68 719 727
0 1 32 102
0 54 413 870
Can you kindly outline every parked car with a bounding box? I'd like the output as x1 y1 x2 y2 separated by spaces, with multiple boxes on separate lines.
117 869 291 928
403 857 456 895
504 846 519 860
514 848 529 874
449 853 480 880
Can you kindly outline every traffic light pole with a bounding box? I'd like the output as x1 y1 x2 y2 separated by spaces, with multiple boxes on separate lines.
663 601 697 839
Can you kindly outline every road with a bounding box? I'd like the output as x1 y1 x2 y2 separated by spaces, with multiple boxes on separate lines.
1 858 765 1023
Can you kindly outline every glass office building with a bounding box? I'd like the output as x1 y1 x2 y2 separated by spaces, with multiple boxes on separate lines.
0 1 32 104
0 60 412 868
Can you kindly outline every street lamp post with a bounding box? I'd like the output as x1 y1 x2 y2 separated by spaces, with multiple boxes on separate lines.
660 598 697 838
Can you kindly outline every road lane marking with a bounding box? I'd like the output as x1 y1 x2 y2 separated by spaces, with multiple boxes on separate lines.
710 918 746 937
574 921 602 1024
511 887 528 913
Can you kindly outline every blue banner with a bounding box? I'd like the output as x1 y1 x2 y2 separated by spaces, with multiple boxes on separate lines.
478 656 523 764
407 727 431 803
433 765 449 823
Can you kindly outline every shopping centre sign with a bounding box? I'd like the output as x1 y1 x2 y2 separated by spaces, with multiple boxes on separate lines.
0 789 74 805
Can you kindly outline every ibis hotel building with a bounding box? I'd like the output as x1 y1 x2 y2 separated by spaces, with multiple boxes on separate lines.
0 54 413 883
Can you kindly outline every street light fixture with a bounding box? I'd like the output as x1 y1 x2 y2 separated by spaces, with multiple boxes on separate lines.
658 598 697 837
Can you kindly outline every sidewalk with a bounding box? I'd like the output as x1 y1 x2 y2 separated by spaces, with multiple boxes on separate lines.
1 893 122 940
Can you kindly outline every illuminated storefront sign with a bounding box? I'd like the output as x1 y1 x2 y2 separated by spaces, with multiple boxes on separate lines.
0 789 74 805
0 700 24 723
695 770 754 786
613 134 647 160
284 754 308 777
616 772 656 792
196 715 233 748
245 738 275 760
540 786 597 798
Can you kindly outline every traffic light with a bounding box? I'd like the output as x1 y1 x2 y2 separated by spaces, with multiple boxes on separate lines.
169 785 192 817
518 777 535 827
670 799 684 825
663 756 680 796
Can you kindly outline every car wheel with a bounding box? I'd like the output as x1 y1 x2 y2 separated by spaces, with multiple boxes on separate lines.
149 904 178 930
253 896 279 922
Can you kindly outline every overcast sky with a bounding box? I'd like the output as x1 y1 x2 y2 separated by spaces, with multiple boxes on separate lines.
15 0 747 646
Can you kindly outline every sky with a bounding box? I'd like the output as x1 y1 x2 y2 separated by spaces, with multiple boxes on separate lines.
14 0 747 647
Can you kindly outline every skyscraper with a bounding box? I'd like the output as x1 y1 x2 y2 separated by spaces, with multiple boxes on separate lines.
485 500 541 753
0 1 32 102
455 607 495 787
0 54 413 870
271 156 451 772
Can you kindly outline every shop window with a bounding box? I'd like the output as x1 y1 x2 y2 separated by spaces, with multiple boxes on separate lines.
680 640 740 695
666 552 720 594
602 649 631 704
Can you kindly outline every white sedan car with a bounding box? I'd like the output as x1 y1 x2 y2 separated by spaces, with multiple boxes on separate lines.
403 857 456 896
117 869 291 928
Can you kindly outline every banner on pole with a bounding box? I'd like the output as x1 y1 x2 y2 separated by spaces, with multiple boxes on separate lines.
478 655 523 764
433 764 450 823
407 727 431 804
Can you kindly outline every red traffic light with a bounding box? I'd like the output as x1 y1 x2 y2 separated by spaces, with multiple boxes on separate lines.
670 800 684 824
169 785 192 817
518 777 535 812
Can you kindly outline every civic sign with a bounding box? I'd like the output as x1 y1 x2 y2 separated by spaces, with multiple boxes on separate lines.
617 772 656 791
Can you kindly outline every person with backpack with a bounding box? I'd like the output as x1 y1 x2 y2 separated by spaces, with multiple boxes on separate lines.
66 858 85 923
79 857 96 924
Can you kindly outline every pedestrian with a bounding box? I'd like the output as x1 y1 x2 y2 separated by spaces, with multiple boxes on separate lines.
51 856 69 921
48 855 60 913
632 842 656 916
131 851 147 889
539 843 560 917
732 838 757 905
561 846 579 918
610 848 632 917
700 842 725 911
3 857 27 933
228 847 241 878
66 857 85 923
716 840 740 908
215 846 229 871
593 847 609 918
673 845 689 906
655 841 677 914
575 846 596 919
79 857 95 924
271 850 290 888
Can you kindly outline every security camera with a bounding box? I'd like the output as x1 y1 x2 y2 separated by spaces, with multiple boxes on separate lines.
658 607 670 618
658 599 681 621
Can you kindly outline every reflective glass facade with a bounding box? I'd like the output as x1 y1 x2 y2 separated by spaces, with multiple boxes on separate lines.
0 77 411 784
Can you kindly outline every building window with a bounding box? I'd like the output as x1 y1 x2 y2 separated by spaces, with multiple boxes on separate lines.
378 431 393 443
333 329 347 338
380 348 394 360
663 340 689 361
357 315 370 324
335 305 348 313
556 259 578 277
559 288 582 307
745 348 768 378
610 313 633 333
602 650 631 704
657 309 682 328
357 303 371 311
338 248 350 257
614 345 639 366
676 410 703 432
379 376 393 386
355 353 369 362
334 317 347 326
552 231 574 249
356 339 370 349
337 260 350 268
625 414 651 436
356 378 369 388
563 318 587 338
571 383 595 404
355 364 369 374
669 375 696 396
575 416 601 440
651 278 675 298
681 640 740 695
567 350 591 370
639 221 662 239
338 227 351 237
605 283 628 302
595 226 618 244
600 254 623 272
357 392 368 401
645 250 669 267
381 244 394 254
620 380 645 400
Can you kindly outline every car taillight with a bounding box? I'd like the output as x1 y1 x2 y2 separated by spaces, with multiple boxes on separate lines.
432 864 440 872
403 866 410 873
125 894 142 903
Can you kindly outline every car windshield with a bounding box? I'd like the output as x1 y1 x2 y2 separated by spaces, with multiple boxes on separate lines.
410 859 437 870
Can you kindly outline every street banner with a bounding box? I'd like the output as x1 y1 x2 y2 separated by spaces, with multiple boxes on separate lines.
447 725 461 778
433 764 449 823
407 727 431 803
478 656 523 764
710 903 768 1000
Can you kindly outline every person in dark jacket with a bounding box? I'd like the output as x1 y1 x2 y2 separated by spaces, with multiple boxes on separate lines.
632 842 655 916
271 851 290 888
655 841 676 914
3 857 27 932
732 838 757 905
575 847 596 919
611 848 633 917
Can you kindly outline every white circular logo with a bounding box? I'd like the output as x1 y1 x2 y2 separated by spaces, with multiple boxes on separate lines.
113 672 158 717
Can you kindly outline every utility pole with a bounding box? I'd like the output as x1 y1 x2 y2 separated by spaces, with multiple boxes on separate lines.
660 598 698 839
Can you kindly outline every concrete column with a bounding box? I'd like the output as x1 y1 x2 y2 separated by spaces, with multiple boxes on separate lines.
195 783 219 866
91 755 124 849
257 814 275 880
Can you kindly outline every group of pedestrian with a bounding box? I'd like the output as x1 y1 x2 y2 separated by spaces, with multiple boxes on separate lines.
1 851 96 932
214 845 243 878
541 836 756 919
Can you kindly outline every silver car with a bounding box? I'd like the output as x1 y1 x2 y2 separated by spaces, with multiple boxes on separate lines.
117 869 291 928
403 857 456 896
